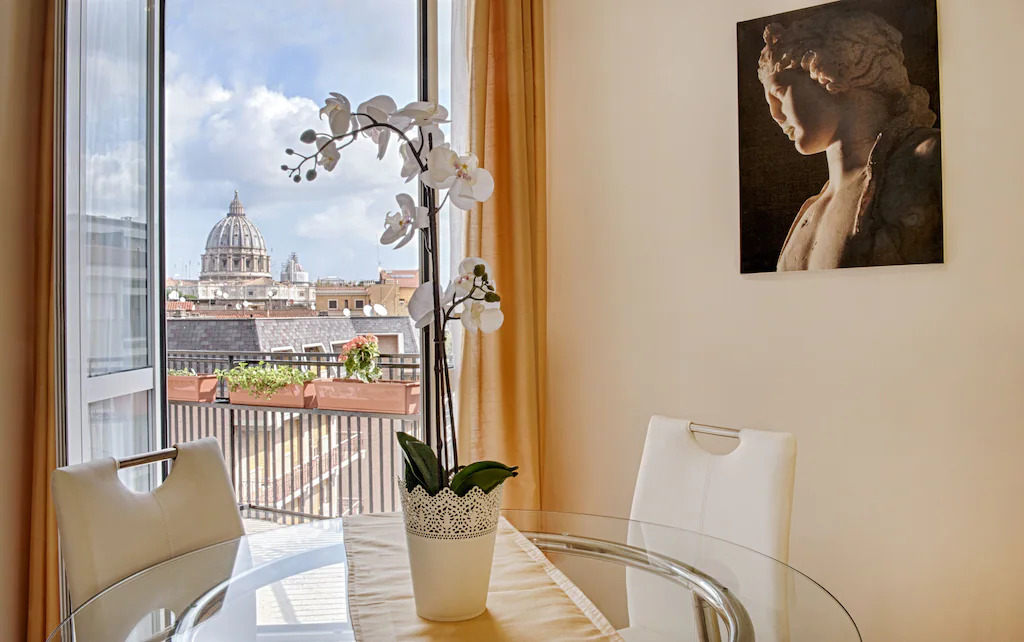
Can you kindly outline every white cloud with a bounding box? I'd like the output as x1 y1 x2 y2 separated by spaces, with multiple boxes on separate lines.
164 0 426 280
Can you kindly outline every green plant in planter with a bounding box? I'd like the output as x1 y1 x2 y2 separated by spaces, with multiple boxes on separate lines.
167 367 198 376
214 361 315 399
339 334 383 383
397 432 517 497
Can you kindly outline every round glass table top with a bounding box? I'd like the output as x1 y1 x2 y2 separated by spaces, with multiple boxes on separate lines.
47 510 861 641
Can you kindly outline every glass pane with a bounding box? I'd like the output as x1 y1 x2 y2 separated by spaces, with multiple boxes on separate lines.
82 0 151 376
89 391 153 490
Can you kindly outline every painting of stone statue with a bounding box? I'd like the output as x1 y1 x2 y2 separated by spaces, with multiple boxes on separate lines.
737 0 943 274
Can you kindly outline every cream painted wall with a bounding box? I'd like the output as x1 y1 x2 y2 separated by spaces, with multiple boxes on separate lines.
543 1 1024 640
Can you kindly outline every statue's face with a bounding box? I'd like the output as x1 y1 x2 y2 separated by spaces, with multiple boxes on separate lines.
763 67 841 155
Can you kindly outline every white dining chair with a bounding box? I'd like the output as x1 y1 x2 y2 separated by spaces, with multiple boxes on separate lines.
52 437 246 613
620 416 797 642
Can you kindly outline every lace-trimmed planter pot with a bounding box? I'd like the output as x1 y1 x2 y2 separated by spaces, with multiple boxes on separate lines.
313 379 420 415
166 375 218 403
227 382 316 408
398 483 505 621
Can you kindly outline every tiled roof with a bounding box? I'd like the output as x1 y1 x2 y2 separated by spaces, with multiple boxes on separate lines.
167 317 419 354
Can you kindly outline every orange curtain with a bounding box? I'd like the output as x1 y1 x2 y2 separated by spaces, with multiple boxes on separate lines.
461 0 546 510
16 0 60 638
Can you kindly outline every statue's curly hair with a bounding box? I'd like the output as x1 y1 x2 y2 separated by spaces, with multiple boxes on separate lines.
758 9 936 128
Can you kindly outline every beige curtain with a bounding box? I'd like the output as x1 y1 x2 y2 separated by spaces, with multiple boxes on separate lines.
461 0 546 510
7 0 61 638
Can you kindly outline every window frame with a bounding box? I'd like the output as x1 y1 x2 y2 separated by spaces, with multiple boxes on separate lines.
59 0 166 469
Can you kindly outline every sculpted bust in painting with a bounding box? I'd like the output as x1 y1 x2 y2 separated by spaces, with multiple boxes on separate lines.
757 9 942 271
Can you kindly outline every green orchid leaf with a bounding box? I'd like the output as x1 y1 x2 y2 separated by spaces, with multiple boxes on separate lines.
396 432 440 494
404 460 422 492
450 460 516 495
452 465 518 496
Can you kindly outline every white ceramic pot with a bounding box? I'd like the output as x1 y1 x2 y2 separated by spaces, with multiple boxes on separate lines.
399 483 505 622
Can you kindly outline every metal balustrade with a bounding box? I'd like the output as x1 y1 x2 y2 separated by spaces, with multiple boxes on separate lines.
165 350 423 524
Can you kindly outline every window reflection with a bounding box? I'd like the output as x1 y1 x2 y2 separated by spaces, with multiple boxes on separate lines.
82 0 151 376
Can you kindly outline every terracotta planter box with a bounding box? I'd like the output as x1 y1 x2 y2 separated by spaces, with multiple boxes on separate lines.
228 382 316 408
313 379 420 415
167 375 219 403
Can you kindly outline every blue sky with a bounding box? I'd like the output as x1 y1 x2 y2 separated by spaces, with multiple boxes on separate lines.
164 0 451 281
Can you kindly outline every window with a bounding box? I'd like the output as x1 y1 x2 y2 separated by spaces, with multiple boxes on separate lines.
369 333 403 354
62 0 163 485
60 0 449 544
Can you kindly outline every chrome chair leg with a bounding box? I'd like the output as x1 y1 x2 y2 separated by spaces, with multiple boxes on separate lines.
693 592 723 642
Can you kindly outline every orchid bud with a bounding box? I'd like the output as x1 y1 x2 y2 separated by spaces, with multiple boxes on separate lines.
285 148 294 155
299 129 317 144
293 175 301 183
305 169 317 181
484 292 500 303
473 264 485 277
280 164 288 170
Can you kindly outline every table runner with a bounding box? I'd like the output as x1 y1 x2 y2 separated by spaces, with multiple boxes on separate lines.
343 512 623 641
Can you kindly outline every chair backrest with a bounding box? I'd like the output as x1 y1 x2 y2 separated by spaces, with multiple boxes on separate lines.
630 416 797 561
52 437 245 608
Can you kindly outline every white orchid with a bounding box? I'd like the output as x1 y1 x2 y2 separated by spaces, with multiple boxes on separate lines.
315 136 340 171
355 95 398 159
444 257 490 303
461 301 504 333
390 101 450 130
407 280 437 329
283 92 506 487
380 193 428 250
397 125 444 182
420 146 494 209
319 92 351 138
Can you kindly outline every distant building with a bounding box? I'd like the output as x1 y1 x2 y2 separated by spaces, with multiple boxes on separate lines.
314 268 418 317
280 252 310 284
170 191 315 313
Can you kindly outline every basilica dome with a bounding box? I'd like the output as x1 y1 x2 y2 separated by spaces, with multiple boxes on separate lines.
199 191 272 281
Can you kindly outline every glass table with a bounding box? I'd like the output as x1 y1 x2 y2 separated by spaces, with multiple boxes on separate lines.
47 510 860 641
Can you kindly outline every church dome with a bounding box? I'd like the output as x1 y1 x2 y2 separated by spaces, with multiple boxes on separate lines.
205 191 268 251
199 191 272 281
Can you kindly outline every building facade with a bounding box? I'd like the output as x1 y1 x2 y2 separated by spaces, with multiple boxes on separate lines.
170 191 315 312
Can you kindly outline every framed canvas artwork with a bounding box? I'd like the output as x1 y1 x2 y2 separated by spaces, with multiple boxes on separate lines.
737 0 943 273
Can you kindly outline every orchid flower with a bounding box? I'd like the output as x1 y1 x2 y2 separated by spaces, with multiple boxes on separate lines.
316 136 340 171
407 280 437 329
380 193 427 250
390 101 449 131
319 92 351 138
397 125 444 182
443 257 490 304
421 146 494 209
355 95 398 159
461 301 504 333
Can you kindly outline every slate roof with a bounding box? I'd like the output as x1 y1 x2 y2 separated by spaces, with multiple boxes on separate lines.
166 316 419 354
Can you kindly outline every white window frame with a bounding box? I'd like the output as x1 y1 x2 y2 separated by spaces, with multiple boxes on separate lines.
61 0 165 468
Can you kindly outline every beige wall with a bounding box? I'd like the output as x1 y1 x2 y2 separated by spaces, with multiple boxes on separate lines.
0 0 45 637
543 1 1024 640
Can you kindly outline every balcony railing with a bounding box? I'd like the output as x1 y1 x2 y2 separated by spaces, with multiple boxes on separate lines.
166 350 423 524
